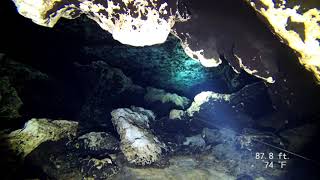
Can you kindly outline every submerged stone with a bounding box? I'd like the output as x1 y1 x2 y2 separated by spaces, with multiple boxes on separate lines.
145 87 190 109
111 107 165 165
144 87 190 117
171 82 274 130
72 132 120 155
79 157 119 179
5 118 78 158
0 77 22 120
182 134 206 151
27 140 119 180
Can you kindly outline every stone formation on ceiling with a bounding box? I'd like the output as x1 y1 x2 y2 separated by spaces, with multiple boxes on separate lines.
11 0 320 83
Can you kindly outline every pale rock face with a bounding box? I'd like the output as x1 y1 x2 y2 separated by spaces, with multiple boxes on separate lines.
186 91 231 117
12 0 177 46
172 83 273 130
111 107 165 165
144 87 190 109
168 91 231 120
246 0 320 82
5 118 78 158
169 109 185 120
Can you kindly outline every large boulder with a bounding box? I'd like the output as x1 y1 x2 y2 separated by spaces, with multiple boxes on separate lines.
4 118 78 158
111 107 165 165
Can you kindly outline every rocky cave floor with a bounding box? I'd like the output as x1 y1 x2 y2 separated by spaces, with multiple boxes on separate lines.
1 4 320 180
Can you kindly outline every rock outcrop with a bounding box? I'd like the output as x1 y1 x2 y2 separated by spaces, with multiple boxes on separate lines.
5 118 78 158
0 53 48 121
170 82 274 130
111 107 165 165
12 0 177 46
11 0 320 84
246 0 320 82
72 132 120 155
0 77 23 120
144 87 191 116
27 140 119 180
145 87 190 109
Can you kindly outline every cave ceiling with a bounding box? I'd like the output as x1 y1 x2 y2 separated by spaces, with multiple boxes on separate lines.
11 0 320 84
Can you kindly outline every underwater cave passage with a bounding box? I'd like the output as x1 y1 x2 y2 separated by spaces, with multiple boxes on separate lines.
1 0 320 179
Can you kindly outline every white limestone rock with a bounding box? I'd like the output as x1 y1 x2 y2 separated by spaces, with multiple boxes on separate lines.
111 106 165 165
246 0 320 82
12 0 177 46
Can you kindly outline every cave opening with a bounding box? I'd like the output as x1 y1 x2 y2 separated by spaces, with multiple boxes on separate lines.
1 0 320 179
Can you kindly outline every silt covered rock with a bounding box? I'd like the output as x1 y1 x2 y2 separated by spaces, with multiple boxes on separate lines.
72 132 120 155
5 118 78 158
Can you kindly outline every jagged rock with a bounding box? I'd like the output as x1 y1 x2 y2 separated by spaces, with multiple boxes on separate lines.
0 54 49 121
27 140 119 180
72 132 120 155
76 61 145 128
12 0 320 84
182 134 206 151
174 82 274 130
0 77 23 120
144 87 190 116
172 0 284 83
111 107 165 165
169 109 185 120
79 157 119 179
11 0 177 46
5 118 78 158
246 0 320 82
145 87 190 109
0 53 48 83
